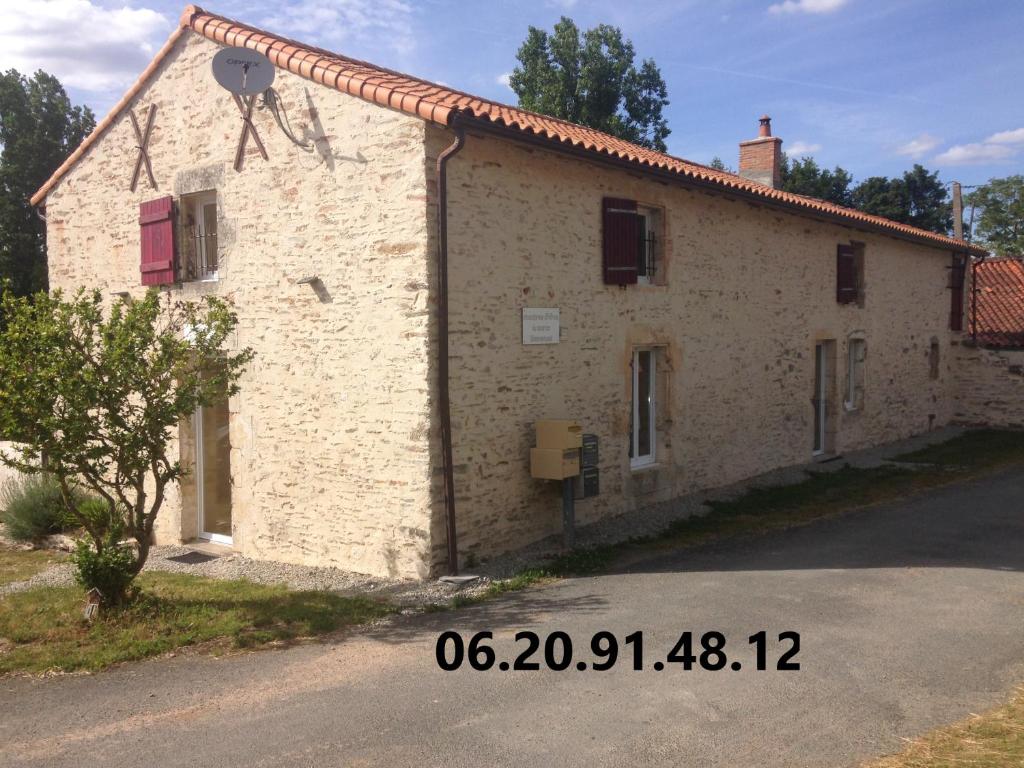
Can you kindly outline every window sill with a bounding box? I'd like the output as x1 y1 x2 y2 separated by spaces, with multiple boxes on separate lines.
630 460 661 474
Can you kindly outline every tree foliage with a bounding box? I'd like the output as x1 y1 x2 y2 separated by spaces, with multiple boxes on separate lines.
853 164 951 234
780 154 854 207
0 69 95 296
967 175 1024 256
778 152 952 234
0 288 253 602
509 18 670 151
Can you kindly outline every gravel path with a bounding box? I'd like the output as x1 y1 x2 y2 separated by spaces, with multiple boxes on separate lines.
0 426 967 605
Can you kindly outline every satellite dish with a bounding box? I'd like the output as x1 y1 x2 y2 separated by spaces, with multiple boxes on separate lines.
212 47 275 96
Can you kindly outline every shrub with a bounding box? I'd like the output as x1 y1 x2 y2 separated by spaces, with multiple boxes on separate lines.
0 474 78 542
70 540 137 606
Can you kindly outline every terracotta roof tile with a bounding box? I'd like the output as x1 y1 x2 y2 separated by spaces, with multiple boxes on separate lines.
974 258 1024 348
26 5 989 256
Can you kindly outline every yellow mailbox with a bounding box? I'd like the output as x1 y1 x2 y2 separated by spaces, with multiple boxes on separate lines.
535 419 583 451
530 447 581 480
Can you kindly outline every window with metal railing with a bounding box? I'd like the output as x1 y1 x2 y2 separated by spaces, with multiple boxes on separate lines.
636 206 660 284
180 191 218 282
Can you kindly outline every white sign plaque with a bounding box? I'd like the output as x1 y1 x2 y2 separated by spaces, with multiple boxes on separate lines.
522 308 560 345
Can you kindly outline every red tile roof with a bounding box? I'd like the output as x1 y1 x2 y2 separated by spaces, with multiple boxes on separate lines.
28 4 989 257
974 258 1024 348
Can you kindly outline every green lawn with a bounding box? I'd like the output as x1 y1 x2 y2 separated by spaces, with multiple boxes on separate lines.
2 428 1022 674
0 571 393 674
866 687 1024 768
0 546 64 587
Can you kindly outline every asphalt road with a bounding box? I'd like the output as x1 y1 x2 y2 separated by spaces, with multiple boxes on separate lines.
2 467 1023 768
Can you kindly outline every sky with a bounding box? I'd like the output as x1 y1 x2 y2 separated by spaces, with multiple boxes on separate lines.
1 0 1022 187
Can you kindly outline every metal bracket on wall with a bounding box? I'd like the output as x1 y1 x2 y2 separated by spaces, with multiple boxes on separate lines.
129 104 157 192
233 93 269 171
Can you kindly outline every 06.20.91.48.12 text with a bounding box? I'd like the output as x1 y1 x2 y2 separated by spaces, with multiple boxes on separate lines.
435 630 800 673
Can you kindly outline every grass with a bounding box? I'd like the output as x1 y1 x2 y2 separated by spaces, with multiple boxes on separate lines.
0 571 394 674
2 428 1022 674
0 546 64 587
866 687 1024 768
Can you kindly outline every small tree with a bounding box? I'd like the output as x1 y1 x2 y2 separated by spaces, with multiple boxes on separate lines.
0 287 253 603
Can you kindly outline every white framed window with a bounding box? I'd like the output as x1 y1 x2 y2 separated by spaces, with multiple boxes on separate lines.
845 337 866 411
181 191 218 282
630 348 657 468
636 205 661 285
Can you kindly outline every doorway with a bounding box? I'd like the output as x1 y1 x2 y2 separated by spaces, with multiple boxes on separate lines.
813 342 830 455
194 398 232 545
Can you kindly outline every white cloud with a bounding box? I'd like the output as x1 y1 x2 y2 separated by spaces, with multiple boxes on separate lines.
0 0 169 92
497 72 512 90
934 143 1015 165
260 0 416 59
895 133 942 158
932 126 1024 165
786 140 821 156
985 127 1024 145
768 0 849 15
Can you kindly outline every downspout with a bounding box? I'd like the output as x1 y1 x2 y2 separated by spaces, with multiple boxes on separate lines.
436 122 466 576
971 250 987 343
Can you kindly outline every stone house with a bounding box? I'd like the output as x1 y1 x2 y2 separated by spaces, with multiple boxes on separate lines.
952 257 1024 427
31 5 1000 579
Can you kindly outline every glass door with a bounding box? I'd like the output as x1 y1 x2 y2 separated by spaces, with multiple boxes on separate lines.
195 398 232 544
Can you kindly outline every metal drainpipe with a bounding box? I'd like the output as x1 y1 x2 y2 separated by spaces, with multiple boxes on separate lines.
971 250 987 343
436 123 466 576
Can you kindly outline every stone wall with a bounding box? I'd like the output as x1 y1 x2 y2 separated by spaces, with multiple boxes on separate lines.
953 344 1024 427
431 125 960 569
43 32 437 578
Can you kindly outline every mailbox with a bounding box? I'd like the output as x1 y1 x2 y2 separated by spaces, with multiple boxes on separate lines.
581 434 598 468
530 447 580 480
535 419 583 451
579 466 599 498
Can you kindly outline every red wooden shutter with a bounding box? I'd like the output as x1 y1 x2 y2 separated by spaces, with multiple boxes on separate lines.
140 196 177 286
836 245 857 304
949 254 966 331
602 197 639 285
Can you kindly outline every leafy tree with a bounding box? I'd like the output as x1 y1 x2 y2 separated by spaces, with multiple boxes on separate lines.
0 288 253 604
509 18 670 151
0 70 95 296
850 165 951 234
850 176 905 221
779 154 854 207
708 156 733 173
967 175 1024 256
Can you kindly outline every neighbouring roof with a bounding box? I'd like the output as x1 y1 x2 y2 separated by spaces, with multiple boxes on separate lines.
974 257 1024 348
30 5 988 256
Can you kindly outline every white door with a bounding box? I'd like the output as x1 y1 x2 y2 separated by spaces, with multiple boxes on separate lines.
195 399 232 545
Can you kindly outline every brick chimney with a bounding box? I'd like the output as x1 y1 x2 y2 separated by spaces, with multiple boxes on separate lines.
738 115 783 188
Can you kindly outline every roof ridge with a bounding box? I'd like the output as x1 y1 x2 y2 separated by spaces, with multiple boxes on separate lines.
28 4 989 256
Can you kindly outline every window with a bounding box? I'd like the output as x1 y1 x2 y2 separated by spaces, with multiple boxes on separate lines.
602 198 664 286
630 348 656 468
836 243 864 305
845 337 866 411
636 205 661 284
180 191 218 281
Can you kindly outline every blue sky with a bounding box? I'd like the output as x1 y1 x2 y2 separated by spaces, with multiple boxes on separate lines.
2 0 1022 186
